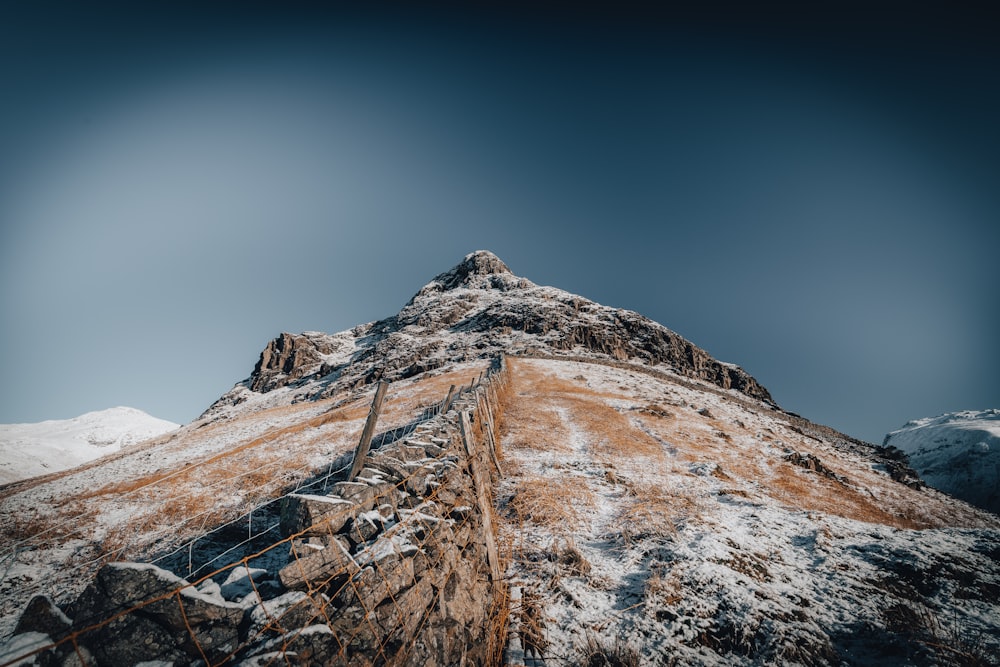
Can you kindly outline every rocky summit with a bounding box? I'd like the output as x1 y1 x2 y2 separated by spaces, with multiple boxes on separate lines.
229 251 771 411
1 251 998 667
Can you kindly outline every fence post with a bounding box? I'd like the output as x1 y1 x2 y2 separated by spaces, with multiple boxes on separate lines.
460 412 502 582
348 380 389 482
440 384 458 415
477 390 503 476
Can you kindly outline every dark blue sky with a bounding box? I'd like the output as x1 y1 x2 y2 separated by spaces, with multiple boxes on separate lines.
1 3 997 444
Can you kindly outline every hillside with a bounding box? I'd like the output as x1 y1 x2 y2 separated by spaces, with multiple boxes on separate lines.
1 252 998 666
0 407 179 485
884 410 1000 515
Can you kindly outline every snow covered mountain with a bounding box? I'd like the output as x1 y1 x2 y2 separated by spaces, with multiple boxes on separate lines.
1 251 997 666
884 409 1000 514
0 407 179 485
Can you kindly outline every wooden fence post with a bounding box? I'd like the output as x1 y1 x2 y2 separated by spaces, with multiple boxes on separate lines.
440 384 458 415
479 390 502 475
348 380 389 482
460 412 502 582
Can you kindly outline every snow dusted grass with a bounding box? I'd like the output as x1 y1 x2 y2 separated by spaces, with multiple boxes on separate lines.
0 362 489 638
497 357 1000 666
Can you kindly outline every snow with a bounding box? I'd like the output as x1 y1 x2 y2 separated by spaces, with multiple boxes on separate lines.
498 358 1000 665
0 632 51 666
0 407 179 484
885 409 1000 513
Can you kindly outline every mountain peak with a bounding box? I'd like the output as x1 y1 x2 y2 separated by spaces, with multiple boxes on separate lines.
427 250 515 291
231 249 776 409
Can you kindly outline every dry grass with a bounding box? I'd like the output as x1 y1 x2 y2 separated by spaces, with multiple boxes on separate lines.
616 481 699 544
505 476 596 533
503 399 573 454
508 359 625 402
563 396 665 462
1 508 99 549
75 406 361 501
577 633 641 667
769 465 926 529
645 566 683 606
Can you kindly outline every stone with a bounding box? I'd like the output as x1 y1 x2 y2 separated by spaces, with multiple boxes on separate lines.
219 565 271 602
340 555 415 612
331 481 395 510
279 539 360 591
279 493 354 538
14 596 71 640
247 591 331 637
348 511 385 545
374 577 434 641
249 332 341 392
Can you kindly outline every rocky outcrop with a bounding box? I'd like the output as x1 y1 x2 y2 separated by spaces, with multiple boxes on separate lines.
250 331 349 393
235 251 774 412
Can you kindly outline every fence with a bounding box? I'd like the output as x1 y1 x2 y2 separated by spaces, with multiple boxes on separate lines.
2 356 513 667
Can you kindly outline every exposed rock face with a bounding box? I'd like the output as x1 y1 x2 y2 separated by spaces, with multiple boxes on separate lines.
250 331 351 393
221 250 772 417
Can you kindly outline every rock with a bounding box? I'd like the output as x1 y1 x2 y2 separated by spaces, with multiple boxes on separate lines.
279 493 354 538
247 591 331 637
279 539 360 591
68 563 244 665
0 632 56 667
14 596 71 639
266 625 342 665
340 554 415 612
348 511 385 544
249 332 343 392
220 565 271 602
374 577 434 640
214 251 775 408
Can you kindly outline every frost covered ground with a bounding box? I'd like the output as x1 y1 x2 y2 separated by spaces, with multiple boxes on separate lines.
0 362 487 639
497 358 1000 666
885 410 1000 515
0 407 178 485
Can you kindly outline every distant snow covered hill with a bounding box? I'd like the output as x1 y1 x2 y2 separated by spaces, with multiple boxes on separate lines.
0 407 179 484
884 409 1000 514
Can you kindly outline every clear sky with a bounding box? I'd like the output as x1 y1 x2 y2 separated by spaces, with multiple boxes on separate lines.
1 3 997 445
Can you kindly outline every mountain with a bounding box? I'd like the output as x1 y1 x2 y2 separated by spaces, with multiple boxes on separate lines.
884 409 1000 514
0 407 179 485
0 251 998 667
203 250 772 421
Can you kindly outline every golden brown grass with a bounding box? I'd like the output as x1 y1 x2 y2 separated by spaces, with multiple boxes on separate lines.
75 402 366 501
505 476 595 533
769 465 926 529
616 481 699 544
563 396 665 462
505 403 572 454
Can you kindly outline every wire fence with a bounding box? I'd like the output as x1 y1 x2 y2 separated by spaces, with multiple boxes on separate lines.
0 383 461 624
2 357 512 667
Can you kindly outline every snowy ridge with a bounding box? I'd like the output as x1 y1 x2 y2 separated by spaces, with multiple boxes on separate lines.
884 409 1000 514
0 407 179 485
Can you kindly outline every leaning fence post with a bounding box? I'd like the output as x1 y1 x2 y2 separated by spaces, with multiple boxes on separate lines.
440 384 458 415
348 380 389 482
